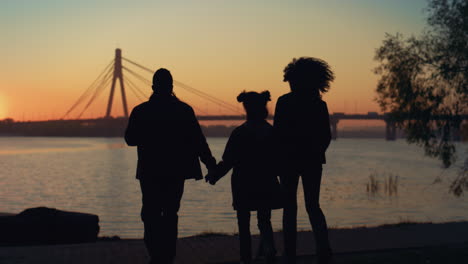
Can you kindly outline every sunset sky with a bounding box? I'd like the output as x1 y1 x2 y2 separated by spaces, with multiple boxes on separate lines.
1 0 428 120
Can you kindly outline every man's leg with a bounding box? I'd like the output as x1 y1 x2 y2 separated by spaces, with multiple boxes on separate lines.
280 173 300 262
301 165 332 259
237 210 252 263
160 179 185 264
139 180 163 263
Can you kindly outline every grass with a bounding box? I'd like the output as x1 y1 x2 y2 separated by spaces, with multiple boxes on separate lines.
366 171 399 196
333 220 435 231
189 231 235 238
97 235 121 241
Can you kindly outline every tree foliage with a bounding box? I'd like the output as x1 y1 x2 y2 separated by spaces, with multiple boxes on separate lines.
374 0 467 195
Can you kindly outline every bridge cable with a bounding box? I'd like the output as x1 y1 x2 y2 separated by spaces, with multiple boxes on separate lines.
123 65 241 114
122 57 242 114
77 70 114 119
124 78 146 102
125 82 145 102
122 57 154 74
125 78 147 100
62 59 114 119
125 74 151 99
123 73 210 115
188 104 210 116
63 60 114 118
77 71 113 119
173 81 242 113
122 57 240 110
77 74 113 119
176 85 240 113
124 74 208 115
122 66 152 85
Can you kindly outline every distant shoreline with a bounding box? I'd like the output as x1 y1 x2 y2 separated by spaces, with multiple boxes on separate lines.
0 129 400 139
0 118 404 138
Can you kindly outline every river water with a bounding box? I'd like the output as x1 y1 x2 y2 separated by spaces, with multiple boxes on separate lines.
0 137 467 238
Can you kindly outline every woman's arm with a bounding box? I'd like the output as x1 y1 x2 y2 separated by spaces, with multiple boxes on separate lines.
319 101 332 153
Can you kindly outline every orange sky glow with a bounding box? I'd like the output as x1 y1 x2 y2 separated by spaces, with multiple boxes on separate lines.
1 0 428 121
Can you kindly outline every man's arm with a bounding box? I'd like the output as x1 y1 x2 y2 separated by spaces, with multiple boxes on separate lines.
124 108 140 146
188 107 216 170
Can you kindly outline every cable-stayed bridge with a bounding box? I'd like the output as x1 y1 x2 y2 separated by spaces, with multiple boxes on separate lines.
62 49 244 120
58 49 405 140
2 49 465 140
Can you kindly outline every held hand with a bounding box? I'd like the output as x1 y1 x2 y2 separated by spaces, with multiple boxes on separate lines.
205 170 218 185
204 174 214 185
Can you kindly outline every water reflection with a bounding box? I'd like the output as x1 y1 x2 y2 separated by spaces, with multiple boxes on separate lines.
0 137 467 238
105 142 127 149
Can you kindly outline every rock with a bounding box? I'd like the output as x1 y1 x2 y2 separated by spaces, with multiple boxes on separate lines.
0 207 99 245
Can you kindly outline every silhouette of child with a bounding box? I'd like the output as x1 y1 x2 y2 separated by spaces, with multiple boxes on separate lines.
206 91 282 264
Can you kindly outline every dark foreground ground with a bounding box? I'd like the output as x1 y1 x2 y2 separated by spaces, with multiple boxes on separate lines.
222 243 468 264
1 222 468 264
330 243 468 264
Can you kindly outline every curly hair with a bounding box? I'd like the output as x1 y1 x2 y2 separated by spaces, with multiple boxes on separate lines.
283 57 334 94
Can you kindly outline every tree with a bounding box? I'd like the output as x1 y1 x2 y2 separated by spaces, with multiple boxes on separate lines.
374 0 467 195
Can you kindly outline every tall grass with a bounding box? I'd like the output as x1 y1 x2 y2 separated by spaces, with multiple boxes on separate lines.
367 172 399 196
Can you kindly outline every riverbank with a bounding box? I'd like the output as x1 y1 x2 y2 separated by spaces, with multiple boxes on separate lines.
1 221 467 264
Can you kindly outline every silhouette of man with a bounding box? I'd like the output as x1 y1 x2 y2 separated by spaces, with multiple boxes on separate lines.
125 68 216 264
274 57 334 264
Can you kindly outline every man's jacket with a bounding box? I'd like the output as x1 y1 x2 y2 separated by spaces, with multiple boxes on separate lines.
125 94 216 180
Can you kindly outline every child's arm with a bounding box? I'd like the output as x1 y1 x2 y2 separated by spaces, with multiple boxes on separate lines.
205 160 232 185
205 128 239 185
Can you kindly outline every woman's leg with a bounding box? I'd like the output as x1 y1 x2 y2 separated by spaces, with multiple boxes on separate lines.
302 165 332 259
280 173 300 262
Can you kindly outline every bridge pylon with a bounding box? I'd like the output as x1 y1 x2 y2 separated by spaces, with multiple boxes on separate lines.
105 48 129 118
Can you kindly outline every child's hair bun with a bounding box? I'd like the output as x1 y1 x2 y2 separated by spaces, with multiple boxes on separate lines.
237 90 271 103
261 90 271 102
237 91 247 102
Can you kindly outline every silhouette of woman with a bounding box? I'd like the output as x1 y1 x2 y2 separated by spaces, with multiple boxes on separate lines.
206 91 282 264
125 68 216 264
274 57 334 264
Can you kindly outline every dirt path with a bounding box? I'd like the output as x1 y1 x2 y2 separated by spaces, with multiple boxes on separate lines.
1 222 467 264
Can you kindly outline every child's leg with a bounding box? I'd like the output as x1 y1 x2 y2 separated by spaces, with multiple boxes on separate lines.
237 210 252 262
257 209 276 258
